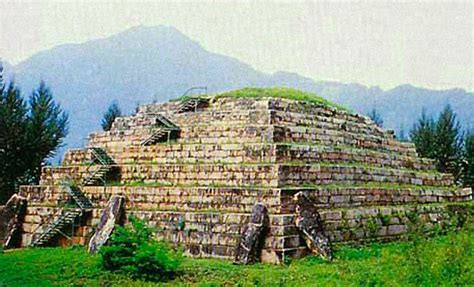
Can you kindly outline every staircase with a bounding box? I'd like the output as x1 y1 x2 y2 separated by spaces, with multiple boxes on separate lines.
90 147 114 166
30 209 83 247
83 147 114 186
30 150 109 247
141 128 168 146
30 183 94 247
155 114 179 129
177 97 209 113
140 114 180 146
64 184 93 209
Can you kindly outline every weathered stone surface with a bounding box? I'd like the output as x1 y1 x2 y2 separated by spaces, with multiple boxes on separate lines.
0 194 27 249
294 192 333 260
234 203 269 264
88 195 125 253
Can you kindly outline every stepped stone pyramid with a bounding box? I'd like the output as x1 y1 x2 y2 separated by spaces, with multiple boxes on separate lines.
19 88 472 263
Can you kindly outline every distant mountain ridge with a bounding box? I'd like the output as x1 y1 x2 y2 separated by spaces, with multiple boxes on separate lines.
2 25 472 161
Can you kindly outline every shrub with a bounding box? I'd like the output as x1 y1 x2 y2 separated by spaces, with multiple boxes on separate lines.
99 216 182 281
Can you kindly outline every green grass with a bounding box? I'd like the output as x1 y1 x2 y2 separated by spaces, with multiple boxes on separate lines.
1 229 473 286
173 87 349 112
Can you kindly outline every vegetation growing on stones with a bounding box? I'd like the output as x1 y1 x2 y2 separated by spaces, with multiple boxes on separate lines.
218 87 349 111
174 87 350 112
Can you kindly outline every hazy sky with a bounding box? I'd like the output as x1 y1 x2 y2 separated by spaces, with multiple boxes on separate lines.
0 1 472 90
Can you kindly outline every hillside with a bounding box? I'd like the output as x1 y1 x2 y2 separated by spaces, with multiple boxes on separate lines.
2 25 472 160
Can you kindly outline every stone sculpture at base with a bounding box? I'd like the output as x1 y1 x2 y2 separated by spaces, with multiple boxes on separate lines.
294 192 332 260
88 195 125 253
234 203 268 264
0 194 27 249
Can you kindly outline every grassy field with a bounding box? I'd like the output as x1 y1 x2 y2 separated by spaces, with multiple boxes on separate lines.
1 230 473 287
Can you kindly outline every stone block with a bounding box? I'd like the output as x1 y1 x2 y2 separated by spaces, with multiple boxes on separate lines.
387 225 407 236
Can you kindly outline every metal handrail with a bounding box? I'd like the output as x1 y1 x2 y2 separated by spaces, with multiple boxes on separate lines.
31 209 83 246
181 86 207 98
30 209 64 241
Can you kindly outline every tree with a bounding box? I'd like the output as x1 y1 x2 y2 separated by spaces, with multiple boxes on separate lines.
462 133 474 188
410 109 436 158
368 108 383 127
101 101 122 131
410 105 464 182
0 82 29 203
25 82 69 183
434 105 463 174
0 81 68 203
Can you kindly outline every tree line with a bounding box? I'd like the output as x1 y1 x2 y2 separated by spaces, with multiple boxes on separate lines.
369 106 474 188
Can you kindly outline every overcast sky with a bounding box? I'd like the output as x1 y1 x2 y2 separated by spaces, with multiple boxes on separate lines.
0 1 472 90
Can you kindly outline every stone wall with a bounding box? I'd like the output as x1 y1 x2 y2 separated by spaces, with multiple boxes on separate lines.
20 201 472 264
21 185 471 215
64 143 434 171
40 163 452 189
86 97 416 157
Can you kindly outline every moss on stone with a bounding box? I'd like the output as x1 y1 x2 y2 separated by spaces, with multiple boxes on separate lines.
172 87 349 111
215 87 348 110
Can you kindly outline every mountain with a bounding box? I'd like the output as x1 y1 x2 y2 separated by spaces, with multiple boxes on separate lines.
4 25 473 161
313 83 474 135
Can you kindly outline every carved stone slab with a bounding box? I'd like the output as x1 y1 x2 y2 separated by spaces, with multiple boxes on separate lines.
294 192 333 260
0 194 27 249
234 203 268 265
88 195 125 253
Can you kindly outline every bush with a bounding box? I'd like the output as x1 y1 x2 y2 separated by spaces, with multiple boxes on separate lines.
99 216 182 281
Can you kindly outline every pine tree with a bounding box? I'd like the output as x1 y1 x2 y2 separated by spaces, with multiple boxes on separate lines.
368 108 383 127
410 109 436 158
0 81 68 203
462 133 474 188
25 81 69 183
101 101 122 131
0 82 29 203
434 105 463 174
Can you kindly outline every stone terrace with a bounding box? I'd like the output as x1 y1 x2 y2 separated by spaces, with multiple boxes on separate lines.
19 88 473 263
